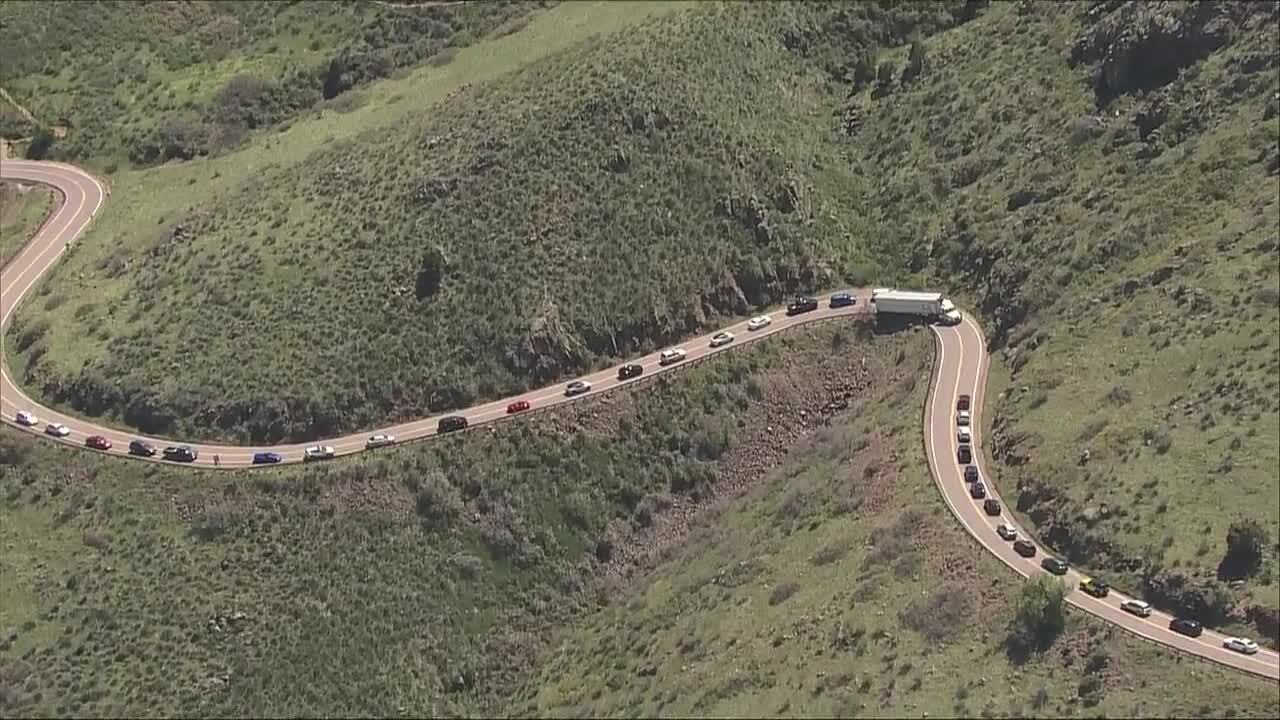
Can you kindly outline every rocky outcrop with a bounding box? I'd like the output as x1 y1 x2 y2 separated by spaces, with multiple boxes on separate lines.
1070 1 1263 102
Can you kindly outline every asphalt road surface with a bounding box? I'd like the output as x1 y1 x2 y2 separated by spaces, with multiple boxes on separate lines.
2 159 1277 682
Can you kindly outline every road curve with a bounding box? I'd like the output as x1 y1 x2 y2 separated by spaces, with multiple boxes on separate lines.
2 160 1278 682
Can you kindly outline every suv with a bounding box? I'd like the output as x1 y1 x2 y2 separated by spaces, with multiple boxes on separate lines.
162 445 198 463
963 465 979 483
1169 618 1203 637
957 395 971 412
956 409 971 427
1041 557 1069 575
1079 578 1110 598
565 380 592 397
618 363 644 381
1013 539 1037 558
983 498 1001 516
829 292 855 308
786 296 818 316
129 439 158 457
969 482 986 499
1120 599 1152 618
996 523 1017 541
659 348 687 366
304 445 335 461
957 445 972 464
85 435 112 451
253 451 283 464
15 410 37 426
438 415 468 434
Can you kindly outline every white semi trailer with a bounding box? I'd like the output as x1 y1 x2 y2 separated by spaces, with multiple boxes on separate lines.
870 289 962 326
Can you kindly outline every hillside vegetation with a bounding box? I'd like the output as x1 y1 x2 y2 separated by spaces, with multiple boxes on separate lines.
0 181 55 267
5 0 1279 664
7 1 967 443
4 322 1276 718
0 0 547 167
0 319 907 717
829 0 1280 642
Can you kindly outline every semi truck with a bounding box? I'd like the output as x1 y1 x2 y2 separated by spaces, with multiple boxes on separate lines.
870 289 962 326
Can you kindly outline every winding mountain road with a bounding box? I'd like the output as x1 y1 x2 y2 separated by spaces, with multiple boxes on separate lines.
2 159 1278 682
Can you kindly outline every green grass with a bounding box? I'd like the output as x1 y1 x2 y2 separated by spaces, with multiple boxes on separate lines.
822 0 1280 632
0 0 549 166
5 1 953 445
4 0 1278 673
0 181 54 267
517 336 1278 719
1 317 901 717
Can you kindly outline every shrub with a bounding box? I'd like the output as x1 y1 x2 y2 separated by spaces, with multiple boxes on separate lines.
1220 519 1269 579
899 584 971 643
769 580 800 606
1007 574 1067 658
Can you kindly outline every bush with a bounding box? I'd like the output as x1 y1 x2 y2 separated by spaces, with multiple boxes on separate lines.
899 583 970 643
1007 575 1067 658
413 471 464 531
25 127 55 159
768 580 800 606
1219 519 1269 580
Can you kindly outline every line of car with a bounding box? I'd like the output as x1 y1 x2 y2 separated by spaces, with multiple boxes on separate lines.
10 293 860 465
950 394 1261 657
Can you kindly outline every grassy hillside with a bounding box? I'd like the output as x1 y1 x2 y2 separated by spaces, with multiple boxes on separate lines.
828 0 1280 640
1 318 908 717
4 0 1278 665
0 0 548 167
5 1 965 444
0 181 55 267
4 321 1275 718
520 342 1277 719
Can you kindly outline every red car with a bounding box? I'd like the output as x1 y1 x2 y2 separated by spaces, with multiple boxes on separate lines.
506 400 531 414
85 435 112 451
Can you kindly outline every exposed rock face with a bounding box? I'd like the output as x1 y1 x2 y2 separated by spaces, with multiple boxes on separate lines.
1070 1 1268 102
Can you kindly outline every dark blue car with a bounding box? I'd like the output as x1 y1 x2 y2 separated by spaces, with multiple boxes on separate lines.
252 451 283 465
829 292 855 308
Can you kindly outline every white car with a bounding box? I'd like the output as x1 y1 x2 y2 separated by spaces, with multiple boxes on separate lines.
366 434 396 449
956 409 971 427
957 427 972 444
564 380 592 397
1223 637 1259 655
659 348 687 366
15 410 37 426
996 523 1017 541
709 331 735 348
304 445 335 461
1120 599 1152 618
747 315 772 331
44 423 71 437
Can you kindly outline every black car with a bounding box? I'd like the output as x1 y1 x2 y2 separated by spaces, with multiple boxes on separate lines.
129 439 157 457
983 498 1001 516
1041 557 1069 575
162 445 198 463
785 296 819 316
1014 539 1037 557
957 444 972 464
438 415 468 434
969 482 986 499
1169 618 1203 637
829 292 855 308
963 465 979 483
618 363 643 381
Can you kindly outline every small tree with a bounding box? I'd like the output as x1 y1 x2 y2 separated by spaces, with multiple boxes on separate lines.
1008 574 1067 657
25 127 55 159
876 61 895 91
850 48 876 90
1219 519 1269 579
901 40 927 84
